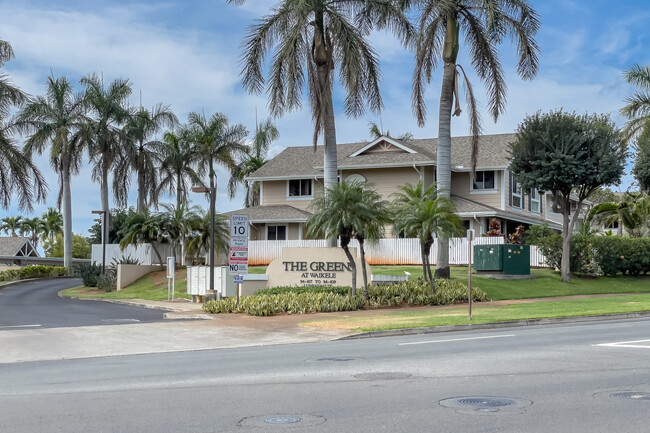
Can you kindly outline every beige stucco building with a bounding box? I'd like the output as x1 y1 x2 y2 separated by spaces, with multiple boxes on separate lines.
227 133 579 240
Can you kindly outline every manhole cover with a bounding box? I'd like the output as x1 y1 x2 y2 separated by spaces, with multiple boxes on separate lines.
611 392 650 400
353 372 412 381
440 396 532 415
457 398 517 408
237 414 326 428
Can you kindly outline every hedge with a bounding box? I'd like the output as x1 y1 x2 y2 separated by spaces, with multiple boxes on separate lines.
0 265 68 282
203 279 485 316
592 237 650 276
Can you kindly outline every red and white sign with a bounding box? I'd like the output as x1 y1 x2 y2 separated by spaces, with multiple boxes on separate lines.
229 214 249 274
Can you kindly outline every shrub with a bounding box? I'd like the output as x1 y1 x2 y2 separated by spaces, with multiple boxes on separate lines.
367 278 487 308
203 291 365 316
111 255 141 266
253 286 350 296
74 263 102 287
592 237 650 276
0 265 68 281
526 225 599 275
96 268 117 292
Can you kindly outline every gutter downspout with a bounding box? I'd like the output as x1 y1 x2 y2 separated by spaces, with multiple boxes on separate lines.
473 214 481 235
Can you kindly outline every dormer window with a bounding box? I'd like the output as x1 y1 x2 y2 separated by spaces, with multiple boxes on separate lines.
472 170 496 190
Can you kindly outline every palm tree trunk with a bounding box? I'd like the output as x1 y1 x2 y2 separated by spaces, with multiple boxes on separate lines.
137 144 145 213
340 236 357 295
176 171 183 209
359 239 369 298
101 159 110 246
434 62 456 280
62 161 73 275
318 63 338 248
421 242 429 283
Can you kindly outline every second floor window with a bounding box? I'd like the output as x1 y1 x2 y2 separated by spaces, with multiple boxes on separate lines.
472 170 495 190
530 189 540 213
288 179 312 197
511 178 522 209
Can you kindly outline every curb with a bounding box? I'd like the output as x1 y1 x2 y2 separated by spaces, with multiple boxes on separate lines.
163 312 215 320
0 276 77 289
59 292 209 316
338 311 650 340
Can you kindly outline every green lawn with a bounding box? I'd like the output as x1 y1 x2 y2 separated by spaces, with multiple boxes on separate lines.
61 270 191 301
304 294 650 331
370 265 650 300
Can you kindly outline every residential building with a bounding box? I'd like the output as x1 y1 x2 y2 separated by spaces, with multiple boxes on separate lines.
227 133 584 240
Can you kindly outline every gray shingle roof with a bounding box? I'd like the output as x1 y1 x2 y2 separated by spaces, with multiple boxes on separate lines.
249 133 516 180
0 237 38 257
223 205 312 223
451 195 499 214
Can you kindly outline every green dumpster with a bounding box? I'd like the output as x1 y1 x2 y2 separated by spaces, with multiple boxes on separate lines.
502 244 531 275
473 245 503 272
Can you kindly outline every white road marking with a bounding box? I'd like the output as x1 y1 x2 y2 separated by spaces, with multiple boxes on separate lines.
100 319 141 323
0 324 42 329
595 339 650 349
399 334 516 346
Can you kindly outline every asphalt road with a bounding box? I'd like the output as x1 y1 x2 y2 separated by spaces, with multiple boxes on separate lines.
1 317 649 432
0 278 168 329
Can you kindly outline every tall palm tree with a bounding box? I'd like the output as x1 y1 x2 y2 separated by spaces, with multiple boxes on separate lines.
81 73 132 245
228 117 279 207
621 64 650 141
406 0 540 278
17 76 88 272
0 40 47 211
40 207 63 244
20 217 41 248
392 181 462 291
118 103 178 212
157 128 205 208
1 215 22 236
233 0 414 245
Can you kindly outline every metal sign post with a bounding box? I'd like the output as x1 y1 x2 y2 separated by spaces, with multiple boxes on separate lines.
467 230 474 321
167 256 175 301
229 215 249 303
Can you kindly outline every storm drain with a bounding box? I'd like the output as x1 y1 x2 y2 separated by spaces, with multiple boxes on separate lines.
237 414 326 428
440 396 532 414
353 372 412 381
611 392 650 401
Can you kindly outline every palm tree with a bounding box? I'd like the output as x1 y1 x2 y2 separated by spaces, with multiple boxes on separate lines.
40 207 63 244
17 76 88 272
159 203 202 264
392 181 462 291
228 117 279 207
185 211 230 263
0 40 47 211
81 73 132 245
20 217 41 248
118 209 166 265
233 0 414 245
307 180 387 295
119 103 178 212
157 128 205 208
406 0 540 278
351 183 391 297
588 191 650 237
368 120 413 141
1 215 22 236
621 64 650 141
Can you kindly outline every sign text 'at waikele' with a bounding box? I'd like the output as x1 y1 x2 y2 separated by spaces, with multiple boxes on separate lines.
267 247 371 288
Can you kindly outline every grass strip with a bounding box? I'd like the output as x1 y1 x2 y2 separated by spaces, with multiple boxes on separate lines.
61 272 191 301
302 294 650 331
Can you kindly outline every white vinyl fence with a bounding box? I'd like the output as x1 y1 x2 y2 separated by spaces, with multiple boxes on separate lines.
91 243 177 266
248 237 549 268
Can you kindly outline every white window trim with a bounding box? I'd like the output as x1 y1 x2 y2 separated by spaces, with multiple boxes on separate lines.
511 179 523 209
286 179 314 201
266 224 288 241
530 189 541 214
470 170 498 194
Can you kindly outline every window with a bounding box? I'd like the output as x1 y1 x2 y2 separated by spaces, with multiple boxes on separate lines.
511 179 522 209
530 189 540 213
288 179 312 197
472 170 495 190
267 225 287 240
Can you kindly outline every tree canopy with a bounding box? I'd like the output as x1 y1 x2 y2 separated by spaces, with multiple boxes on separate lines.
509 110 626 281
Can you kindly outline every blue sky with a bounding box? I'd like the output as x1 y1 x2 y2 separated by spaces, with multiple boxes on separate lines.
1 0 648 238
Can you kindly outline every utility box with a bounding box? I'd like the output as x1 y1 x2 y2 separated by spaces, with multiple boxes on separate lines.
473 245 503 272
502 245 531 275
